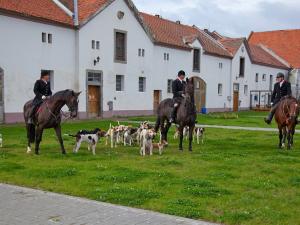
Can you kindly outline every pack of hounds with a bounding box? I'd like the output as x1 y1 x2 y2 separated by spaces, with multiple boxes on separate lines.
65 121 205 156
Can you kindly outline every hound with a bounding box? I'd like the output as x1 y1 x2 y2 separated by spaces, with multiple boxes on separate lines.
69 128 102 155
174 126 189 140
123 127 138 146
105 124 118 148
194 127 205 144
140 128 156 156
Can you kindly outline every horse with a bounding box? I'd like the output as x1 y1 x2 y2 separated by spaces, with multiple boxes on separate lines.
155 77 197 151
23 89 81 155
274 96 299 150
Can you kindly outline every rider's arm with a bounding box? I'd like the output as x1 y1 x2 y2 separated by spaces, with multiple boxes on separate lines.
287 82 292 96
48 83 52 96
271 84 276 103
33 81 43 99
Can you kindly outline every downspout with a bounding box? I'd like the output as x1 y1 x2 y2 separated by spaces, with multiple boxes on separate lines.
229 59 233 111
73 0 79 26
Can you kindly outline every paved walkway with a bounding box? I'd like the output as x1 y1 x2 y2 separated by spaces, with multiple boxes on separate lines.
124 120 300 133
0 183 217 225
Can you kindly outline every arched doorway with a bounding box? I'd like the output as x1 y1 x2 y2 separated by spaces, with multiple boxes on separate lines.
0 67 4 123
192 76 206 112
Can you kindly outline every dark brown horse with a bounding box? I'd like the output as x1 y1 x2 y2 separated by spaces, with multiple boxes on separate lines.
274 96 299 149
23 89 81 155
155 77 197 151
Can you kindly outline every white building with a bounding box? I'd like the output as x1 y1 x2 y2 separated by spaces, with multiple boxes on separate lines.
0 0 292 123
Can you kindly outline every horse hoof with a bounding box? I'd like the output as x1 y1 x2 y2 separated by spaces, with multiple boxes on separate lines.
179 148 183 151
189 149 192 152
27 147 32 154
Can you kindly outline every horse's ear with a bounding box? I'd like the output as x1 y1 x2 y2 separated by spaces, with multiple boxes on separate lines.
190 77 194 84
74 91 82 97
186 77 189 82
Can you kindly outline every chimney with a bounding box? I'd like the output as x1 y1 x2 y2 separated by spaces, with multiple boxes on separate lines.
73 0 79 26
155 14 160 18
204 29 209 33
176 20 181 24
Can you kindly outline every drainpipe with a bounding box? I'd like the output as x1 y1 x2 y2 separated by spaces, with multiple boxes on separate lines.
73 0 79 26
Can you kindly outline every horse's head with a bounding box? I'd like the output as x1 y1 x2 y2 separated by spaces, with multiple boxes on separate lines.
185 77 194 101
289 101 299 124
66 90 81 118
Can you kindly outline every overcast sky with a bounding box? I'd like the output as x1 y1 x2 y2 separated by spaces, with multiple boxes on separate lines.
133 0 300 38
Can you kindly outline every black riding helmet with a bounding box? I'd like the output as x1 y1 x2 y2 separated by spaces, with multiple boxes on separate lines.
178 70 186 77
276 72 285 79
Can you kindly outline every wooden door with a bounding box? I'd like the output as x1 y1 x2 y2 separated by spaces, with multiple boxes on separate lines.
0 69 3 123
153 90 161 113
88 85 100 117
233 91 239 112
193 77 206 112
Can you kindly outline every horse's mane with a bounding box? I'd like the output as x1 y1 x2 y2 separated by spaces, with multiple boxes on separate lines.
52 89 74 97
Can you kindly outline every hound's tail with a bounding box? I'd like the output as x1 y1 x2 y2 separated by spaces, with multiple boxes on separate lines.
63 134 77 137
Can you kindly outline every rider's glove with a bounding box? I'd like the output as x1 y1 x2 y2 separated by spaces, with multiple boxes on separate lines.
181 94 186 97
42 95 46 100
271 102 273 106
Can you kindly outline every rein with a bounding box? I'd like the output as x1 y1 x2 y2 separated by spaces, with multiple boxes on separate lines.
45 101 72 123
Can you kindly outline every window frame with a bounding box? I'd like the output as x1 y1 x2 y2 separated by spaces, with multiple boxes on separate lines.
116 75 125 92
218 83 223 96
239 57 245 77
138 77 146 92
42 32 47 43
114 29 127 63
193 48 201 72
48 33 52 44
167 79 173 93
255 73 259 83
244 85 248 96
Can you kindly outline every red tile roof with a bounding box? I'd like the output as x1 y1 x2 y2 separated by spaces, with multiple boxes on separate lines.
0 0 74 26
248 29 300 68
139 12 232 58
249 44 289 69
219 38 245 55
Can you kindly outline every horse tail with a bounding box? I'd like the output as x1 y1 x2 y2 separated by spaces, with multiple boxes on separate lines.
27 124 35 143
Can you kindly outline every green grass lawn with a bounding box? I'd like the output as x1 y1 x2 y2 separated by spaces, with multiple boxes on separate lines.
1 117 300 225
130 110 279 128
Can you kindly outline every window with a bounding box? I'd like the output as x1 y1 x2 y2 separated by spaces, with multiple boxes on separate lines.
164 53 170 61
88 72 101 83
42 32 47 43
92 40 95 49
218 84 223 95
255 73 259 82
219 62 223 69
116 75 124 91
262 74 266 81
138 48 145 57
48 34 52 44
167 79 173 93
138 77 146 92
41 70 54 90
244 85 248 96
193 48 200 71
115 31 126 62
96 41 100 50
239 57 245 77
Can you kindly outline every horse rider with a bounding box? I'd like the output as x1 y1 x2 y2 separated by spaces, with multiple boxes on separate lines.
169 70 186 123
28 71 52 124
264 72 291 124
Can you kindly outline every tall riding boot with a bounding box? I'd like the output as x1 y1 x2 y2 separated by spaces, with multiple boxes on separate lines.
264 108 276 124
169 107 177 123
28 106 37 124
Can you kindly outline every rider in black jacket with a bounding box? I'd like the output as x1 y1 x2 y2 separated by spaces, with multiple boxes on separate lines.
28 71 52 124
264 72 292 124
169 70 186 123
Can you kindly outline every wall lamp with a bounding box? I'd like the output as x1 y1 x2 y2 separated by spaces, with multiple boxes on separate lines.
94 56 100 66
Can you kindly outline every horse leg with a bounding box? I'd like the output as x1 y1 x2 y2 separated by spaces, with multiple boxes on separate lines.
287 129 292 150
188 125 195 152
282 127 287 148
164 122 171 143
54 125 66 154
160 118 166 142
35 126 43 155
178 126 183 151
278 127 283 149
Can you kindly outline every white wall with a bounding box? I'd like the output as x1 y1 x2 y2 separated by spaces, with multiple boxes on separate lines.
77 0 154 114
0 15 76 117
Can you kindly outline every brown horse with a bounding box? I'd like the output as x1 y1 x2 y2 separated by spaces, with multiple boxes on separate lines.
274 96 299 149
155 77 197 151
23 89 81 155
